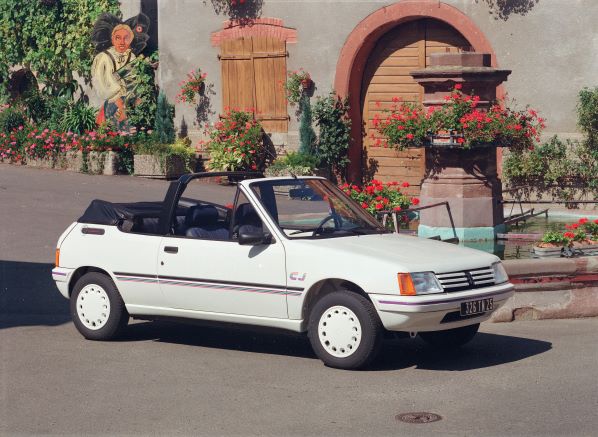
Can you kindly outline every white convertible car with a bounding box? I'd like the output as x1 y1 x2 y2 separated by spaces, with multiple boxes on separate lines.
52 172 514 369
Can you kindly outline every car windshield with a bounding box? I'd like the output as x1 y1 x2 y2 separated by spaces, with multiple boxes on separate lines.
249 178 389 239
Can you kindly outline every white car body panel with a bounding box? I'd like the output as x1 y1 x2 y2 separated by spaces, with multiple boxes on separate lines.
53 175 515 334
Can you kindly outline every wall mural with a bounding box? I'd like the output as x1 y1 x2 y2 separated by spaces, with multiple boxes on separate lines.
91 13 150 129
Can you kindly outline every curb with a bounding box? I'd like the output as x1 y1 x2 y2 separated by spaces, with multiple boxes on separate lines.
491 256 598 322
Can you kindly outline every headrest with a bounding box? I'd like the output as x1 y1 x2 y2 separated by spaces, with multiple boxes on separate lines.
185 205 219 227
234 203 261 227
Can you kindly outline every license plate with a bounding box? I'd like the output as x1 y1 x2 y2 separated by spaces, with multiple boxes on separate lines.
460 298 494 316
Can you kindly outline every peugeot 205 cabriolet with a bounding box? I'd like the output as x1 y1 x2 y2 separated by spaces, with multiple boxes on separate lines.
52 172 514 369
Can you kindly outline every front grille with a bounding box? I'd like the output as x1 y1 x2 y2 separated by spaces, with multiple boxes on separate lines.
435 267 495 292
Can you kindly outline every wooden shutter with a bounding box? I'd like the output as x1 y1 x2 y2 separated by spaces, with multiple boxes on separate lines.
220 36 288 132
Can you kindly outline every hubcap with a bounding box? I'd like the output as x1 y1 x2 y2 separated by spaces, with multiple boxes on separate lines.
76 284 110 330
318 305 362 358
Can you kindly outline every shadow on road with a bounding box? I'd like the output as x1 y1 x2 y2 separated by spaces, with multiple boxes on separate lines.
373 332 552 371
0 260 70 329
115 320 552 371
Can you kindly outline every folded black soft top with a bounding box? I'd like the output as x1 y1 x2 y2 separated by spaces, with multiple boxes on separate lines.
78 199 164 225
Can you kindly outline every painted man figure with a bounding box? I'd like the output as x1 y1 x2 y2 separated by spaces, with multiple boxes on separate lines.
91 13 149 129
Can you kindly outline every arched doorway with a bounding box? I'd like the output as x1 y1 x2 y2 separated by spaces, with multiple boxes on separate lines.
362 19 470 194
334 1 498 187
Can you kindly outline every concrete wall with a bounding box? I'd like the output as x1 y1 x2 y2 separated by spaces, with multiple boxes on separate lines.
132 0 596 145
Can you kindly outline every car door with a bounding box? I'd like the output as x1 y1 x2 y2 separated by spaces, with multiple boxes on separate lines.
157 185 288 319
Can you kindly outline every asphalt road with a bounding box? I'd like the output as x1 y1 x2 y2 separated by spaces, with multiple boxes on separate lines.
1 164 598 436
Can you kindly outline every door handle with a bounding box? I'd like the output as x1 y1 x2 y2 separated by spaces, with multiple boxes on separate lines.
164 246 179 254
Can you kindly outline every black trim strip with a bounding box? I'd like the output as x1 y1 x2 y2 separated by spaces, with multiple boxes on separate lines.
113 272 158 279
158 274 302 291
82 227 105 235
113 272 304 292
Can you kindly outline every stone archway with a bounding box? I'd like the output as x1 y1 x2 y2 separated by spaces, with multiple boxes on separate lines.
334 0 499 183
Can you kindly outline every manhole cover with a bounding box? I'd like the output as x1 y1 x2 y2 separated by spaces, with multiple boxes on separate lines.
396 412 442 424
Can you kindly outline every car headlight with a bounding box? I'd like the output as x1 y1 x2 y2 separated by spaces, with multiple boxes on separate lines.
398 272 443 296
491 261 509 284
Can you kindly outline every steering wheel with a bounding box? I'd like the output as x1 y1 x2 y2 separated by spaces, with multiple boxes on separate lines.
312 213 342 236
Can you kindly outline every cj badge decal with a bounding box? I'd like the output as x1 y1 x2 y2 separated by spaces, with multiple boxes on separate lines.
289 272 306 281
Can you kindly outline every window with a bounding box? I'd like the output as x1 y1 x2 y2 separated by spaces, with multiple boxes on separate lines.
220 36 288 132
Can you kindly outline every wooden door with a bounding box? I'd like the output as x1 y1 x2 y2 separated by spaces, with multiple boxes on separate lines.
220 36 288 132
361 19 470 195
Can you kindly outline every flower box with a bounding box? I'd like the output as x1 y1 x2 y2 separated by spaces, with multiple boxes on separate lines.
425 131 498 149
134 154 188 179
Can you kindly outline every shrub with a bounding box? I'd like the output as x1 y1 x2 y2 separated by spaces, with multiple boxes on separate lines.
266 151 319 176
340 179 414 216
206 109 264 171
577 87 598 147
298 94 317 156
60 100 97 134
0 105 26 133
313 92 351 180
134 136 196 172
155 92 175 144
126 52 159 131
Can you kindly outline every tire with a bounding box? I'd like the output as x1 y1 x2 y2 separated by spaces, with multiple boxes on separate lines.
419 323 480 349
308 291 383 370
70 272 129 340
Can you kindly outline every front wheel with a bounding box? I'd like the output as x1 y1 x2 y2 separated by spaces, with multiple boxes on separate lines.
70 272 129 340
418 323 480 349
308 291 383 370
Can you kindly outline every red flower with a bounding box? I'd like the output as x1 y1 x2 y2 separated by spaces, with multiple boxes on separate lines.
579 218 588 224
411 197 420 205
454 83 462 90
393 206 402 211
361 202 368 209
594 219 598 224
406 133 414 140
401 182 410 188
563 232 575 239
375 203 384 210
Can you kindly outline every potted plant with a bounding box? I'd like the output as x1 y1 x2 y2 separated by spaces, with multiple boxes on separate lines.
534 218 598 257
265 151 319 177
285 69 312 106
374 86 544 151
176 68 208 105
133 135 196 179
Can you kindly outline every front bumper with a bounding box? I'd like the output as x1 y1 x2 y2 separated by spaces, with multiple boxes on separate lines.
370 282 515 332
51 267 75 298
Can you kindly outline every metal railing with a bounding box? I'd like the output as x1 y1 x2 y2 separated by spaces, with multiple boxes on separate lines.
376 201 459 243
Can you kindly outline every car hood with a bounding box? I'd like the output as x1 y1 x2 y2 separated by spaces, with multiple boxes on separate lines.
291 233 500 274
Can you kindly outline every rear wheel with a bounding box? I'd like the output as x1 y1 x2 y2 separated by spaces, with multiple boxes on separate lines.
308 291 383 370
70 272 128 340
419 323 479 349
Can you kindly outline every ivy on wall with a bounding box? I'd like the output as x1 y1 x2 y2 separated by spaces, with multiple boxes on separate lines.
0 0 121 96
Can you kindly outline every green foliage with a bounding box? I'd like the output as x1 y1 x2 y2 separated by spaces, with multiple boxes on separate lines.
176 67 207 105
266 151 319 177
0 0 121 97
577 87 598 149
155 92 175 144
0 105 26 132
313 92 351 179
541 231 567 245
505 88 598 202
134 136 196 172
206 109 264 171
298 94 316 156
60 100 97 133
126 52 158 131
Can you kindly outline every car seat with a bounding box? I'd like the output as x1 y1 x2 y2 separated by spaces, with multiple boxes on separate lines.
185 205 229 240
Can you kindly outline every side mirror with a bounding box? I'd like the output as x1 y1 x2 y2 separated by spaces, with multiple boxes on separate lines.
238 225 272 245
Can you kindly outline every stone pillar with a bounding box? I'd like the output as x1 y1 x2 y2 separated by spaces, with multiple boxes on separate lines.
410 53 511 242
